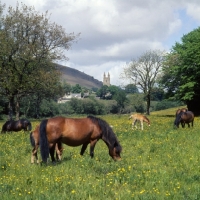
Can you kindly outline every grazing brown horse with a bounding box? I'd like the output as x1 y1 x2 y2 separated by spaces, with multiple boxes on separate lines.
30 125 63 163
174 110 194 128
129 113 150 130
1 119 32 133
39 115 122 163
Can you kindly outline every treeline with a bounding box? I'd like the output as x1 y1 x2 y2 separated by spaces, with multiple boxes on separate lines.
0 83 183 119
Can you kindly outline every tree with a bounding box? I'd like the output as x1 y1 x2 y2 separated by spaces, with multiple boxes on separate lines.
71 84 82 93
62 81 71 94
96 85 109 99
121 50 165 115
160 27 200 114
124 84 139 94
0 3 79 119
150 87 164 101
113 89 127 113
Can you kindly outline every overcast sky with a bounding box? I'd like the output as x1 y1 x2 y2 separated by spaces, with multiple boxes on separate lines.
1 0 200 86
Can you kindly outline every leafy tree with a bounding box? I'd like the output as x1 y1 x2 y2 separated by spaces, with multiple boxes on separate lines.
96 85 109 99
127 93 146 113
40 99 59 117
69 98 84 114
108 85 120 96
113 89 127 113
150 87 164 101
160 27 200 114
71 84 82 93
0 2 79 119
124 84 139 94
62 81 71 94
121 50 165 115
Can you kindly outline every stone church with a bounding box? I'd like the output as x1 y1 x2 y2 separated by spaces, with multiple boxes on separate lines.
103 72 110 86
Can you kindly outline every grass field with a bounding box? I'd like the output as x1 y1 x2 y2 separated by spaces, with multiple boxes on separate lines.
0 108 200 199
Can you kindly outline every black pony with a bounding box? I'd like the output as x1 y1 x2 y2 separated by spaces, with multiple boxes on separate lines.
1 119 32 133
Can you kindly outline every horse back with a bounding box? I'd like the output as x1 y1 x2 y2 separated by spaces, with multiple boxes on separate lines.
1 120 15 132
130 113 142 120
181 111 194 122
130 113 149 122
46 116 99 146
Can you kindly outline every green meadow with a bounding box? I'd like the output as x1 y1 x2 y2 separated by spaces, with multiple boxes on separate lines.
0 108 200 199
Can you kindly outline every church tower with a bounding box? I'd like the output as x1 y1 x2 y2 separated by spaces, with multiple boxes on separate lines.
103 72 110 86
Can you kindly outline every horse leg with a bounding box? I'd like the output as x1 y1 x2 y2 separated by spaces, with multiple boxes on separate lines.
133 119 137 129
31 145 39 164
80 142 89 156
49 144 56 163
55 142 63 161
90 140 98 158
141 121 143 130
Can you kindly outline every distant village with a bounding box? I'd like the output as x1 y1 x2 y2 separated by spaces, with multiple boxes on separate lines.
58 72 110 103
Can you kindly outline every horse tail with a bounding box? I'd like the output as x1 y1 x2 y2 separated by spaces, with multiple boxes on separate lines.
39 119 49 162
30 132 35 147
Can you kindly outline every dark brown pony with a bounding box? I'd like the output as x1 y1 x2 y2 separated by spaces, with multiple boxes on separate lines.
39 116 122 163
30 125 63 163
174 110 194 128
1 119 32 133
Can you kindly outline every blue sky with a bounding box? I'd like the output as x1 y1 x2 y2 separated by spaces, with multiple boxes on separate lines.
1 0 200 86
165 8 199 50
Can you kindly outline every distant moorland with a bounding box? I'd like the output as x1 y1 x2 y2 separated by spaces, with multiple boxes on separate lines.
57 64 103 89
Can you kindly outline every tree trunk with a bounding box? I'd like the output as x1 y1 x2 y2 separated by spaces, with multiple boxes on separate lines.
8 96 14 120
24 100 31 118
146 93 151 115
15 99 20 120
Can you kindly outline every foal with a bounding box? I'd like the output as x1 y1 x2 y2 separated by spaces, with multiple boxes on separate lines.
129 113 150 130
30 125 63 163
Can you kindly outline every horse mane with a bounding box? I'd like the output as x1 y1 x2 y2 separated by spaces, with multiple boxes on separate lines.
87 115 122 152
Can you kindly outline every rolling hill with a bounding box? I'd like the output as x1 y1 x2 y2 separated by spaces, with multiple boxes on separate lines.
57 64 103 89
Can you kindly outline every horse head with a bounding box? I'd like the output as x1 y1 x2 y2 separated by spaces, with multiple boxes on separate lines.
144 116 150 126
174 111 184 127
109 141 122 161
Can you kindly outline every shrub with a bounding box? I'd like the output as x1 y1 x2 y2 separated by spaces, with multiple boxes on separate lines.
154 100 184 111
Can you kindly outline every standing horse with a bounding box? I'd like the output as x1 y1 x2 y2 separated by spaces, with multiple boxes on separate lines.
129 113 150 130
30 125 63 163
1 119 32 133
39 115 122 163
174 111 194 128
